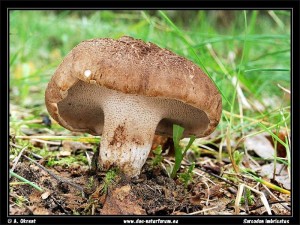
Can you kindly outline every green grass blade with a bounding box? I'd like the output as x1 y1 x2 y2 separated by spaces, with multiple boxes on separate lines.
183 135 196 155
172 124 184 150
171 124 196 179
10 170 43 192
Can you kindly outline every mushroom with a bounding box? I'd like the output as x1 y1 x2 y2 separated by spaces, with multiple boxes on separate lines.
45 36 222 177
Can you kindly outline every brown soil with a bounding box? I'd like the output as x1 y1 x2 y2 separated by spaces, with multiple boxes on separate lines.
9 128 291 216
9 155 290 216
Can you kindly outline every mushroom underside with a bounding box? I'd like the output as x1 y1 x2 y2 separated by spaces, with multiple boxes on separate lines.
56 80 210 176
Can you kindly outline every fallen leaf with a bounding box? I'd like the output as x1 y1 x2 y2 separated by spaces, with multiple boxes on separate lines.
101 185 146 215
28 206 52 215
245 134 275 159
259 163 290 190
265 130 289 158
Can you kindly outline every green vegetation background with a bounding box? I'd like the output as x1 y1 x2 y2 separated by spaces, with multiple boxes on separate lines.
10 10 290 144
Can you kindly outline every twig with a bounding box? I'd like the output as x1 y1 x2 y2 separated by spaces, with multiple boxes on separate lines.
262 184 291 211
235 183 272 215
50 195 70 214
11 145 28 175
10 143 24 149
201 179 210 207
160 161 169 176
196 167 238 188
192 170 216 185
277 83 290 94
85 151 92 169
22 155 84 193
145 184 157 193
250 200 290 212
188 206 218 215
27 151 43 160
31 138 61 146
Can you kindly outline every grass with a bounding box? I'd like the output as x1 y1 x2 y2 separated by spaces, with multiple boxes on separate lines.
171 124 196 179
10 11 290 123
9 10 291 207
10 170 43 192
10 10 290 109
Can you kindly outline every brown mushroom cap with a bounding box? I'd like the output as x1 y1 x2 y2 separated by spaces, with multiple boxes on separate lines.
45 36 222 137
45 36 222 177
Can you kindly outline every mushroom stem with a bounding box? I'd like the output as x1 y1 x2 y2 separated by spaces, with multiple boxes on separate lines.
99 94 161 177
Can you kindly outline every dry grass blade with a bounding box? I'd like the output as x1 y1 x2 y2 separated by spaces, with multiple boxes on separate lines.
226 127 239 173
235 184 272 215
15 135 100 143
11 145 28 175
187 206 218 215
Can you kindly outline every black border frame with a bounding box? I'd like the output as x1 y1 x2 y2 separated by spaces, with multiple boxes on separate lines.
1 1 299 225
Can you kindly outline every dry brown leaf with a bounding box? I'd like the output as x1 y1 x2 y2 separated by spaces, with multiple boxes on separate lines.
28 206 52 215
101 185 146 215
